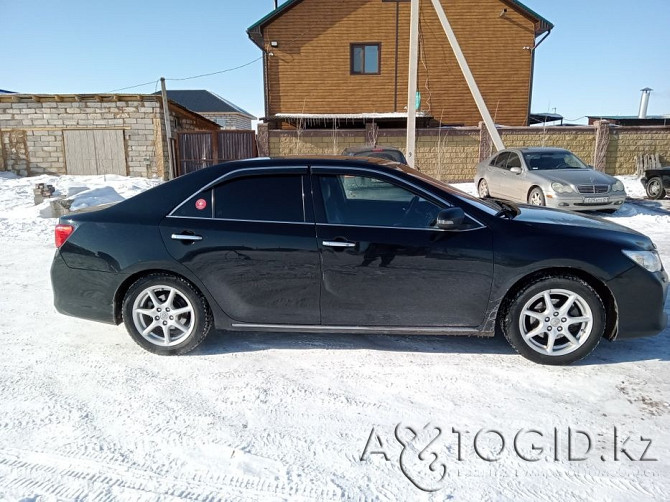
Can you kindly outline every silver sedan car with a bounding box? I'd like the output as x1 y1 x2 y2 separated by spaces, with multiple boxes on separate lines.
474 147 626 212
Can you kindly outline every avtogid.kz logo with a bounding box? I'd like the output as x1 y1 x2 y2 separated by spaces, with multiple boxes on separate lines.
360 423 657 492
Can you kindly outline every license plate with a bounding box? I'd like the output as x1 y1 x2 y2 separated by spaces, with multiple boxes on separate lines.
583 197 609 204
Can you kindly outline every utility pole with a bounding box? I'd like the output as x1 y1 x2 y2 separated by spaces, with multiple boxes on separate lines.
405 0 419 168
160 77 175 180
430 0 504 151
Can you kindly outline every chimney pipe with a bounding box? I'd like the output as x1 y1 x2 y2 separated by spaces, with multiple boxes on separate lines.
274 0 278 8
639 87 652 119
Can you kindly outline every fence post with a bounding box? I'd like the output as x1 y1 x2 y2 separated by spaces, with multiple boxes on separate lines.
478 121 493 161
593 120 610 172
365 122 379 146
257 123 270 157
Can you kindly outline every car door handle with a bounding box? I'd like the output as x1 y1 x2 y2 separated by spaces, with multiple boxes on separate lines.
171 233 203 242
322 240 356 248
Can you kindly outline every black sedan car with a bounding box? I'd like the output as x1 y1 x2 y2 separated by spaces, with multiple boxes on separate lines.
342 145 408 164
641 167 670 200
51 157 668 365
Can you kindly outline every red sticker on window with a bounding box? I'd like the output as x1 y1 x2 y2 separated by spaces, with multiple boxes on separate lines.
195 198 207 210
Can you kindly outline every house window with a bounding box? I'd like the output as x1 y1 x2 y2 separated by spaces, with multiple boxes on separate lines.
351 43 380 75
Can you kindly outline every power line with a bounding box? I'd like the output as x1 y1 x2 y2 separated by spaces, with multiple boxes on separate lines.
108 79 159 93
166 56 262 81
106 56 262 93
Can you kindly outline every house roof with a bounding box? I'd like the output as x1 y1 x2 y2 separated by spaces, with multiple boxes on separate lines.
586 115 670 126
0 93 221 128
588 115 670 120
247 0 553 47
152 90 255 119
502 0 553 34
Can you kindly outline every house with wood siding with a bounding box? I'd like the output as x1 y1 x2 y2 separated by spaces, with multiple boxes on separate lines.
248 0 552 129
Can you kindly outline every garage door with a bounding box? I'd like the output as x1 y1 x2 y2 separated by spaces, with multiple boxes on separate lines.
64 129 127 176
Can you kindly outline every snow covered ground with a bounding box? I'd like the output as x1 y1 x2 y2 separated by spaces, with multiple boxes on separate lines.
0 172 668 501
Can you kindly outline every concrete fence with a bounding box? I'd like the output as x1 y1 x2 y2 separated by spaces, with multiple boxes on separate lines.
258 122 670 182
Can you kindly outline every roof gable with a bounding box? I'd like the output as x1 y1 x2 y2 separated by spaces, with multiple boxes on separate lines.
247 0 553 46
152 90 255 119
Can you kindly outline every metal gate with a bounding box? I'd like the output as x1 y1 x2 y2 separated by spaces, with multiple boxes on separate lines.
176 130 257 176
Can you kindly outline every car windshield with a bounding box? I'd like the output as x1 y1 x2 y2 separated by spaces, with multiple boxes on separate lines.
522 151 589 170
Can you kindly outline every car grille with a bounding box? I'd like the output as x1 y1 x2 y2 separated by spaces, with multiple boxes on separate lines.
577 184 609 194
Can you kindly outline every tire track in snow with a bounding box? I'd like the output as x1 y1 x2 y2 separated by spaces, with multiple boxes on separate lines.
0 448 349 501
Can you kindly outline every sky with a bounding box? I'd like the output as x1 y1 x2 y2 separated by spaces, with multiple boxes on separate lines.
2 0 669 125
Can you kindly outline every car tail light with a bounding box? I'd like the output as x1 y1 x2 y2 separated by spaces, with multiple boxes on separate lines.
55 224 74 248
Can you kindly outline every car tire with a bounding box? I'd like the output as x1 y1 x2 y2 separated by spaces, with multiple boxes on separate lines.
122 273 213 355
501 275 605 365
646 177 666 200
528 187 546 206
478 179 490 198
599 208 618 214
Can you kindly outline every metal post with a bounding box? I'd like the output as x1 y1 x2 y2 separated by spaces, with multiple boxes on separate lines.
160 77 175 180
430 0 504 152
406 0 419 168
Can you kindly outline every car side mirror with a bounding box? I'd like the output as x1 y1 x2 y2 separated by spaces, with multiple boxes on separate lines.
436 207 465 230
510 167 522 174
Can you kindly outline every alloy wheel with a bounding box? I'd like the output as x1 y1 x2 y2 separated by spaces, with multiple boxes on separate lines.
528 188 545 206
478 180 489 198
518 288 593 356
131 285 195 346
647 178 664 199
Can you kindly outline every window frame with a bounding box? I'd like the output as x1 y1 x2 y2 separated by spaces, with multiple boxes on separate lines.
212 174 307 223
350 43 381 75
167 167 313 224
506 152 522 170
313 171 447 230
491 152 511 169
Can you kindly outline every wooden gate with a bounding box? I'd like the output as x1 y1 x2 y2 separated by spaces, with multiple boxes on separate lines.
176 130 257 176
64 129 127 175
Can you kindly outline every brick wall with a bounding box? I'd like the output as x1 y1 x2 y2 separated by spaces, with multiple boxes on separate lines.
607 128 670 175
0 95 218 178
267 125 670 182
0 98 160 177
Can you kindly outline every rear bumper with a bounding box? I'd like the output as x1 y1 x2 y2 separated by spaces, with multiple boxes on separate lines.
608 266 668 339
51 251 121 324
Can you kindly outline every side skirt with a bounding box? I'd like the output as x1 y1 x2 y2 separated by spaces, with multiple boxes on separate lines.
230 323 492 337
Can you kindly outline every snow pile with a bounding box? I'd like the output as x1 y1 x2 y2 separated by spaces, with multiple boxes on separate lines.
67 186 125 211
0 172 668 501
619 174 646 199
0 173 161 245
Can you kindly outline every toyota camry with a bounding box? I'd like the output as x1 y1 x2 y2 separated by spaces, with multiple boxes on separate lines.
51 157 668 365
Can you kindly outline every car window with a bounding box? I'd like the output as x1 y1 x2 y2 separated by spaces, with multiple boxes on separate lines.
319 175 442 229
173 190 213 218
492 152 510 168
340 175 414 202
507 153 521 169
213 175 305 222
